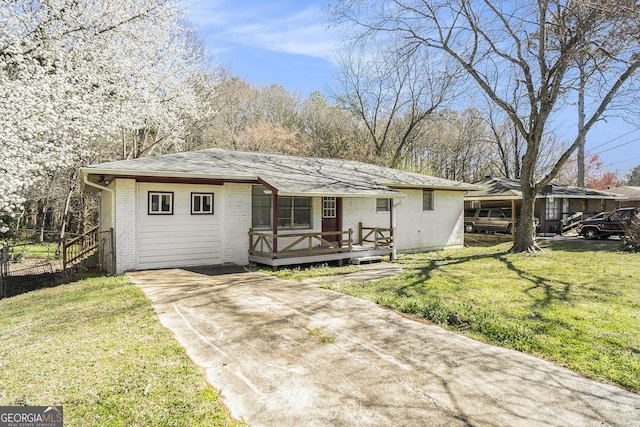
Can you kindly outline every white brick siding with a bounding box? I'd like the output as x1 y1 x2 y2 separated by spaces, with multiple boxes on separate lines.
394 189 464 252
342 197 391 244
114 178 137 274
99 184 114 273
222 183 251 265
104 180 465 273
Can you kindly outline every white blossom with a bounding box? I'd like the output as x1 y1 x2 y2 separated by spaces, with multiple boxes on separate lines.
1 0 211 218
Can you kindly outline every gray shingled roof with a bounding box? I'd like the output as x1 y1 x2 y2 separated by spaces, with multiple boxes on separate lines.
82 149 480 197
466 177 627 200
609 186 640 201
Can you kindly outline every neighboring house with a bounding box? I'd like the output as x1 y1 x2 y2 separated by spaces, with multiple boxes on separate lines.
464 177 627 234
81 149 480 274
609 186 640 209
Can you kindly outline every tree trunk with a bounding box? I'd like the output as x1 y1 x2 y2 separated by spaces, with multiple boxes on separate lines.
56 185 74 257
512 177 539 252
577 65 586 187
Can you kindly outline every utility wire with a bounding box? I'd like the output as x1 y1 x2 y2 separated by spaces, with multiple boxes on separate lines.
587 128 639 152
602 155 640 168
590 136 640 156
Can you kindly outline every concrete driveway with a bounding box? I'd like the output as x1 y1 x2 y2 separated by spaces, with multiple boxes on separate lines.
128 265 640 426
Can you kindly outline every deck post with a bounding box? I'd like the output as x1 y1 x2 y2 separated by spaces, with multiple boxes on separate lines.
272 191 278 258
511 199 517 239
358 222 363 244
62 238 68 271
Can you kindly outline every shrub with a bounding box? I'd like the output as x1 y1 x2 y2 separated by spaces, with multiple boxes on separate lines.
622 217 640 252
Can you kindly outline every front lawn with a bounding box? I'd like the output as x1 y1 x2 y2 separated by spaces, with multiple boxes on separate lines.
0 275 243 426
322 239 640 392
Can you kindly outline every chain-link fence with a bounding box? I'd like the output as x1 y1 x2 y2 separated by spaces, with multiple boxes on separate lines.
0 228 112 299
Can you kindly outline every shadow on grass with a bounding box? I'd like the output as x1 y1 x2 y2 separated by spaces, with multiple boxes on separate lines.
495 254 573 309
537 237 624 253
386 251 511 300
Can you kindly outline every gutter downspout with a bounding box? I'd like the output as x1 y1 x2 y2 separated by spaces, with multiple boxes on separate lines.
391 197 403 261
83 174 116 273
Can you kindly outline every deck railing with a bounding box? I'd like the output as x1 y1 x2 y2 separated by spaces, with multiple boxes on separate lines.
358 223 394 248
249 229 353 259
63 225 99 270
561 211 584 235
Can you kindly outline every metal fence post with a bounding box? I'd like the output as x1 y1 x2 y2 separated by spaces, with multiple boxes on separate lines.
110 228 116 275
1 242 8 298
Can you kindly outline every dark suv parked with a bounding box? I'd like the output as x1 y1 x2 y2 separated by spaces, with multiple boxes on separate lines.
578 207 640 239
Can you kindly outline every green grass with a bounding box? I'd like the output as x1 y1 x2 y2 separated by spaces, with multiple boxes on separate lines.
322 240 640 392
8 243 59 260
305 327 337 344
261 262 360 281
0 275 243 426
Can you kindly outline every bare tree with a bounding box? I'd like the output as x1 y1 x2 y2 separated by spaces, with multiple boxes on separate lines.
334 42 458 168
300 92 366 160
330 0 640 252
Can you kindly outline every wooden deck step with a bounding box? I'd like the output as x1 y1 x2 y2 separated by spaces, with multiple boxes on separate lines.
352 256 383 265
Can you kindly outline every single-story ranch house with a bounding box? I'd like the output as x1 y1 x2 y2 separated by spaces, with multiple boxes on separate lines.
610 186 640 209
81 149 481 274
464 177 627 234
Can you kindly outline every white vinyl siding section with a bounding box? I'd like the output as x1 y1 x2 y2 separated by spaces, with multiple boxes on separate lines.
137 183 223 270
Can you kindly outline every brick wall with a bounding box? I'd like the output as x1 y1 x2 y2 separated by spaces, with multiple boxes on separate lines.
394 189 464 252
114 178 137 274
222 183 251 265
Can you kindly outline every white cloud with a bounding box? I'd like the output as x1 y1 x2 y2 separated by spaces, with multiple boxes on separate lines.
183 0 338 63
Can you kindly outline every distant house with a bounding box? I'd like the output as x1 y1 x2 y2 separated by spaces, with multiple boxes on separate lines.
81 149 480 274
609 186 640 209
464 177 627 234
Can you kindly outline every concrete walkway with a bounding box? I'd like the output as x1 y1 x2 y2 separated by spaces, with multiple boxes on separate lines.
128 267 640 426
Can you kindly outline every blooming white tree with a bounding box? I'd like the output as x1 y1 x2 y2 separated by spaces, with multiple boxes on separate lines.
0 0 210 225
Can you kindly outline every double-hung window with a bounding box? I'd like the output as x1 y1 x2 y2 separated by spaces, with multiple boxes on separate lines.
376 198 390 212
546 198 560 220
148 192 173 215
251 185 311 229
191 193 214 214
252 186 273 228
423 190 434 211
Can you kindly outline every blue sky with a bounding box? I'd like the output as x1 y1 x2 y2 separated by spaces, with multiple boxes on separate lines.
184 0 339 96
183 0 639 178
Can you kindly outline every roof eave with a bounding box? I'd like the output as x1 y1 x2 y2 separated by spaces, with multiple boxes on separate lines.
81 167 258 182
384 183 484 191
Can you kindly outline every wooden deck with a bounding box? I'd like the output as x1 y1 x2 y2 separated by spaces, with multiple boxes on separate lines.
248 226 394 267
248 245 393 267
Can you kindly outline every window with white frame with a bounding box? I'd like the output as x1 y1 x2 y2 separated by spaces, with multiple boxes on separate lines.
423 190 434 211
148 192 173 215
323 197 336 217
191 193 213 214
376 198 390 212
546 197 560 220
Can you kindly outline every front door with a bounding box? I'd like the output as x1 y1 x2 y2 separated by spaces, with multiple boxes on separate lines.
322 197 342 243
